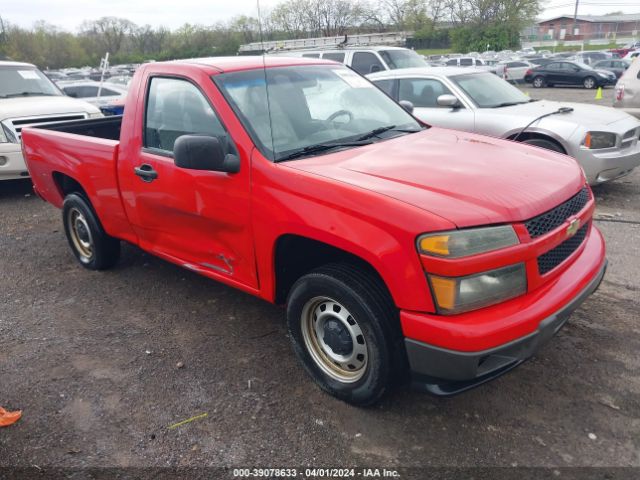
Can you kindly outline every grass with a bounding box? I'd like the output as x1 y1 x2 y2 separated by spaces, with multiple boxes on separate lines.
536 43 621 53
416 48 454 56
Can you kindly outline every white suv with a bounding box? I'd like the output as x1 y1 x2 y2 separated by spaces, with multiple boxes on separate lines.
0 61 102 180
274 47 428 75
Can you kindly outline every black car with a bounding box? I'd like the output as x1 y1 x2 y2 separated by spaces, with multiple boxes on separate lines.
523 61 616 89
593 59 631 79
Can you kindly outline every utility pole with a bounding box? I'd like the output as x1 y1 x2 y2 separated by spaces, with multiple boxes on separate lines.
572 0 580 37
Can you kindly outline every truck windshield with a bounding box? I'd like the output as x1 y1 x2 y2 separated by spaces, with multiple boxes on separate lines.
0 66 62 99
450 72 532 108
214 65 422 161
379 50 427 69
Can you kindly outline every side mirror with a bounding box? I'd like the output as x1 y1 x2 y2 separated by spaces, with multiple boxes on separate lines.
399 100 414 114
437 94 461 108
174 135 240 173
370 64 382 73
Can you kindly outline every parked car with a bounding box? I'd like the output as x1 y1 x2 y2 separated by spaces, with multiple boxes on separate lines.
58 80 128 108
572 51 611 65
106 75 133 87
445 57 486 67
369 67 640 184
44 70 69 82
21 56 607 405
524 61 616 89
495 60 535 83
613 57 640 119
0 61 101 181
593 59 631 79
528 57 554 67
622 50 640 61
274 46 427 75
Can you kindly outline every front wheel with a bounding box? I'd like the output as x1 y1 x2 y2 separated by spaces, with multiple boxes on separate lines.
532 76 546 88
286 264 404 406
583 76 596 89
62 193 120 270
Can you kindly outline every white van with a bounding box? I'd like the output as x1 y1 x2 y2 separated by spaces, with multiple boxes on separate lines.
274 46 428 75
0 61 102 180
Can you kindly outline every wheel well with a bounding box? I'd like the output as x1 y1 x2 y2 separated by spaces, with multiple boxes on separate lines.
52 172 88 199
507 132 566 154
273 234 392 306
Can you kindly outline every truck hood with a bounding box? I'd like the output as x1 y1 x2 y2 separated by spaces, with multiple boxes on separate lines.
0 96 99 120
286 128 585 227
498 99 631 127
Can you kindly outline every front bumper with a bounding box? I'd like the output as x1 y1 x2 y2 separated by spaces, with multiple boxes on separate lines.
404 227 607 396
0 143 29 180
573 139 640 185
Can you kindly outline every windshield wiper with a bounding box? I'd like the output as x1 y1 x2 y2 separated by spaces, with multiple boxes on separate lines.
355 125 419 141
276 140 373 162
3 92 57 98
491 101 529 108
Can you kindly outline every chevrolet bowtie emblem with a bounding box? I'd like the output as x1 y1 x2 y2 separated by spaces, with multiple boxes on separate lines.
566 218 581 237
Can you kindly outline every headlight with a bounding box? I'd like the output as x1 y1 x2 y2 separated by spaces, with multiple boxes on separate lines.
582 131 617 149
88 112 104 118
428 263 527 314
417 225 519 258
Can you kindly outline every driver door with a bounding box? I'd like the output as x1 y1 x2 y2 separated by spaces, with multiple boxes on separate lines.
397 77 475 132
120 76 258 289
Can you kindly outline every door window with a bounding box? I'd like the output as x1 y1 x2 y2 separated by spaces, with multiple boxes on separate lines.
546 63 562 71
446 59 458 66
459 58 473 66
374 79 395 97
302 53 320 58
398 78 454 108
351 52 384 75
322 52 345 63
144 77 228 154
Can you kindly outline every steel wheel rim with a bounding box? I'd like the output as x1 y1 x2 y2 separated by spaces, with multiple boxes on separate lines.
67 208 94 263
301 296 368 383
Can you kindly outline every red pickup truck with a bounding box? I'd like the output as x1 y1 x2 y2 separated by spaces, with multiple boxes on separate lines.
22 57 607 405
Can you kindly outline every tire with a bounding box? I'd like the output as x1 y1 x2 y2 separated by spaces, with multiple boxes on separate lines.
583 76 596 89
521 138 564 153
286 263 404 406
532 76 546 88
62 193 120 270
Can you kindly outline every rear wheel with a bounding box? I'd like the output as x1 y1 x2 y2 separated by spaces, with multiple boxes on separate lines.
521 138 564 153
286 263 404 406
532 76 546 88
62 193 120 270
583 76 596 89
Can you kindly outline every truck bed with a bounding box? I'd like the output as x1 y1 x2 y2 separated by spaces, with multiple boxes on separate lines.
34 115 122 141
21 119 136 244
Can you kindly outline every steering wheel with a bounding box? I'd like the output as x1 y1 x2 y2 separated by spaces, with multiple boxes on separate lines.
327 109 353 125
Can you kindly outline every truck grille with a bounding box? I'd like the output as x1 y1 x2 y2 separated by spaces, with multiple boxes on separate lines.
537 223 589 275
5 114 87 139
525 187 590 238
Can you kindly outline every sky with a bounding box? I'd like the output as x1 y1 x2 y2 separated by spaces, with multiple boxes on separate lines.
1 0 639 31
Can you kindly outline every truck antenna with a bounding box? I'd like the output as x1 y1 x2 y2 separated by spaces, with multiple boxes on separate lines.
256 0 276 158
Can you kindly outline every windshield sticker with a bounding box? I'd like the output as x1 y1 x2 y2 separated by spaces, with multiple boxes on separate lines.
18 70 40 80
334 69 373 89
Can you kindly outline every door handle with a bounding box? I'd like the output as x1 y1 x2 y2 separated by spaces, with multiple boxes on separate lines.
134 164 158 182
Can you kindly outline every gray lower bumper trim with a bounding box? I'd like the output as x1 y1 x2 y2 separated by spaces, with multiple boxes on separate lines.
407 259 607 396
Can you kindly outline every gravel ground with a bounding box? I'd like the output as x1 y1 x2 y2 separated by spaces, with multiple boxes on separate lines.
1 88 639 478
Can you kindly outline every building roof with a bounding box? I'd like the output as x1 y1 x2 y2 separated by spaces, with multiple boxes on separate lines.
539 13 640 24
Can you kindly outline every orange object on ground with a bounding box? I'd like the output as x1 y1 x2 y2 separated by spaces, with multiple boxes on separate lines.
0 406 22 427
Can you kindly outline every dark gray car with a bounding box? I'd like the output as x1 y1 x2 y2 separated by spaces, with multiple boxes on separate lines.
594 59 631 79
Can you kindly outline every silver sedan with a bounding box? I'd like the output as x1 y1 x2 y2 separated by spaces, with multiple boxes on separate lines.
368 67 640 185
